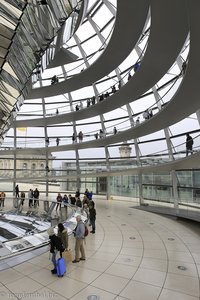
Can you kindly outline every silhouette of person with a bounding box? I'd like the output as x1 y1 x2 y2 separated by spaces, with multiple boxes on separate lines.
15 185 19 198
46 137 49 147
56 137 60 146
134 61 140 72
113 127 117 134
72 133 76 143
186 133 193 156
51 75 58 85
78 131 83 142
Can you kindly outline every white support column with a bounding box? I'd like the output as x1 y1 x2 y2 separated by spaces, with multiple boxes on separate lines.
45 151 49 197
152 86 174 160
62 66 81 190
171 170 179 210
106 177 111 200
13 127 17 199
138 173 143 205
195 109 200 126
102 0 116 17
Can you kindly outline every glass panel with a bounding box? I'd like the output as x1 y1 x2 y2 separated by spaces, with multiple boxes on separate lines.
0 16 16 30
143 185 172 202
1 0 22 18
0 91 15 107
2 82 19 99
0 47 8 58
1 72 22 92
3 62 18 80
0 35 11 49
0 24 14 39
7 52 28 83
0 0 78 138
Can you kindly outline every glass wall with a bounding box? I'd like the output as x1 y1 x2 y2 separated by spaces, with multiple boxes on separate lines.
110 174 139 198
109 170 200 211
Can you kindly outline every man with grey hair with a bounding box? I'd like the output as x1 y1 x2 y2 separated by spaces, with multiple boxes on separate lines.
72 215 86 263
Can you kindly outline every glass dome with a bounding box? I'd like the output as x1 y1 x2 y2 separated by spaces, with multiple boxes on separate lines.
0 0 199 211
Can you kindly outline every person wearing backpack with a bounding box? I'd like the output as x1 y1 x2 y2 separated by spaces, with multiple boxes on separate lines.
72 215 86 263
47 227 64 274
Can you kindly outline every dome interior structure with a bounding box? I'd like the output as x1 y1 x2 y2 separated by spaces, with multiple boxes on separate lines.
0 0 200 219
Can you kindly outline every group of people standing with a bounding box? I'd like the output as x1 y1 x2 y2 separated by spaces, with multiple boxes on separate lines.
55 189 93 207
72 131 83 143
143 109 153 120
74 188 96 234
48 223 68 274
15 185 40 208
74 126 118 142
55 189 96 234
48 188 96 274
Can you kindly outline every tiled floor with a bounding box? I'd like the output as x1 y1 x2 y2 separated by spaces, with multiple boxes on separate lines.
0 199 200 300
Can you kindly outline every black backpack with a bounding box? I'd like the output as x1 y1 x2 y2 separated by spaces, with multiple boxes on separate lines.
54 236 64 251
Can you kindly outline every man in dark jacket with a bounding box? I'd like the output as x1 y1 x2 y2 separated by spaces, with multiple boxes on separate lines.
56 193 62 211
89 203 96 234
47 227 64 274
186 133 194 156
33 188 40 207
15 184 19 198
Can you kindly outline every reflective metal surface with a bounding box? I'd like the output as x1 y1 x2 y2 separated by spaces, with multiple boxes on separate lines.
0 203 87 259
0 0 83 138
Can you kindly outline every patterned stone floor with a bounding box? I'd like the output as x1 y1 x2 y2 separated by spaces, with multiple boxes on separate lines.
0 199 200 300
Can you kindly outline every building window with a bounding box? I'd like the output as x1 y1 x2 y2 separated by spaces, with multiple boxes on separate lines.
23 163 27 171
32 163 36 172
